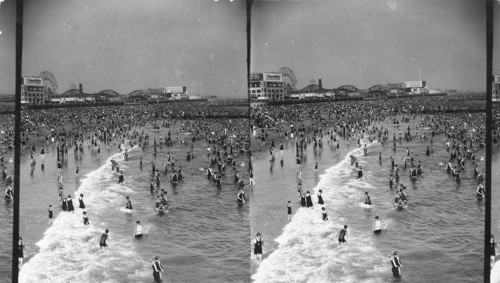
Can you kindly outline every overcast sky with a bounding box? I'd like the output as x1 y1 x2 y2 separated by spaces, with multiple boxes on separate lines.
494 1 500 75
21 0 247 97
252 0 486 92
0 0 16 95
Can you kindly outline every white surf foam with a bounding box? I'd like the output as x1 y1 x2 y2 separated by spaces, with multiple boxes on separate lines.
20 147 150 282
253 141 388 282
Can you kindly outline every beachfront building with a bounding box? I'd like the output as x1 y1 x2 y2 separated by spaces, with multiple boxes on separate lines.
165 86 187 99
249 72 285 100
50 89 96 104
21 76 49 104
404 80 428 95
493 74 500 101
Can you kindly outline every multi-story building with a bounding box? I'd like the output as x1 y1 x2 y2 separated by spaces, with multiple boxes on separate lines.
404 81 428 94
21 77 48 104
493 75 500 101
249 73 285 100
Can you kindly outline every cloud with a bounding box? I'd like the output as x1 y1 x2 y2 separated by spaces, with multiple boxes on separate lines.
387 1 397 11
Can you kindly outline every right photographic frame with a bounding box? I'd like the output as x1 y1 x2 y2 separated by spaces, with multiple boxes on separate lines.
250 0 486 282
490 0 500 282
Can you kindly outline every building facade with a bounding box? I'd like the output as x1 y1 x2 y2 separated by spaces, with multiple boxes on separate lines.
404 80 428 94
21 77 48 104
249 73 285 100
493 75 500 101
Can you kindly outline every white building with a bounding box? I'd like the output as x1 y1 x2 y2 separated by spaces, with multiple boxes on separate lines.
21 77 49 104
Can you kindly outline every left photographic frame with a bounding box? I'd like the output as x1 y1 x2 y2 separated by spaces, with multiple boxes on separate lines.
0 0 17 281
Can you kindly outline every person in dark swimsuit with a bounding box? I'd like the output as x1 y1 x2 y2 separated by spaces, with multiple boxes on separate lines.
83 211 90 225
253 233 263 260
338 225 348 244
152 256 164 282
99 229 109 248
67 195 74 212
364 192 371 205
391 251 403 278
125 196 133 210
287 201 292 221
305 191 313 208
79 194 85 209
317 189 324 205
322 207 328 221
18 237 24 268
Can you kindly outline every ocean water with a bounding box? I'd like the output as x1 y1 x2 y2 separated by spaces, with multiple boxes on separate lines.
0 182 13 280
0 121 14 281
491 149 500 283
19 123 250 282
251 119 484 282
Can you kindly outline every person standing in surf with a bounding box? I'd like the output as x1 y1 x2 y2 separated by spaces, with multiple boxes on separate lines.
299 193 306 207
118 170 124 184
125 196 133 210
79 194 85 209
48 205 53 225
364 192 371 205
135 221 143 239
491 235 497 269
237 188 246 204
18 237 24 269
305 191 313 208
100 229 109 248
152 256 164 282
83 211 89 225
4 185 13 201
253 233 263 260
338 225 347 244
391 251 403 278
67 195 75 212
286 201 292 221
476 183 485 199
317 189 324 205
357 166 363 179
321 207 328 221
373 216 382 234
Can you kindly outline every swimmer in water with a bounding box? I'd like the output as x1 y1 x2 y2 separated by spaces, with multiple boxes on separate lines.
373 216 382 234
317 189 324 205
299 193 306 207
390 251 403 278
237 188 246 204
18 237 24 268
364 192 371 205
134 221 143 239
48 205 53 225
67 195 74 212
4 185 13 201
253 233 263 260
491 235 497 269
83 211 90 225
79 194 85 209
125 196 133 210
152 256 164 282
287 201 292 221
338 225 348 244
476 183 485 199
118 170 124 184
322 207 328 221
99 229 109 248
305 191 313 208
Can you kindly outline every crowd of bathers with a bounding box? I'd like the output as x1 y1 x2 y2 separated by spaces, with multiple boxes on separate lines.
249 94 486 278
